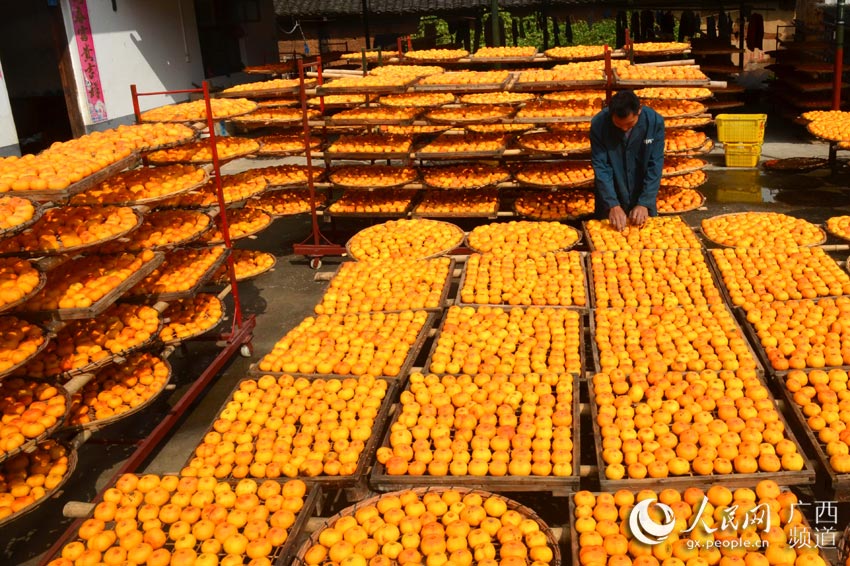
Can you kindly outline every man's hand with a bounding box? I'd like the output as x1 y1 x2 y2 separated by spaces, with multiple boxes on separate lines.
608 206 628 232
629 205 649 227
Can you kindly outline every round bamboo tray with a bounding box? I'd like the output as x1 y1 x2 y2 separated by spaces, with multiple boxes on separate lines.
646 104 708 120
145 144 260 166
460 93 536 105
70 169 210 207
665 116 713 129
157 181 268 209
37 317 165 381
0 267 46 315
329 167 418 190
0 383 71 466
330 176 416 190
467 123 536 134
512 162 595 190
213 253 277 283
421 167 510 191
763 157 828 172
659 171 707 191
197 211 274 246
544 46 608 61
513 194 595 221
402 54 467 64
838 524 850 566
657 188 707 215
139 102 258 124
247 201 322 219
826 220 850 243
258 99 300 109
516 133 591 155
701 212 828 248
0 199 44 240
467 222 583 254
0 441 77 529
139 131 198 153
0 207 145 258
425 107 514 125
665 137 713 156
0 328 51 381
346 220 464 261
661 159 708 178
100 171 211 207
107 211 214 253
218 79 316 99
291 487 562 566
255 138 322 157
62 357 173 433
379 95 456 108
636 89 713 101
159 295 225 344
807 121 850 142
631 46 691 57
514 176 594 190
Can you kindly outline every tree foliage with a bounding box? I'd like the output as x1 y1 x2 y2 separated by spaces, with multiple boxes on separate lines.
415 12 618 49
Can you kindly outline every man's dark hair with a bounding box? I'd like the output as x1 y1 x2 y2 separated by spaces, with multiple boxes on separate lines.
609 90 641 118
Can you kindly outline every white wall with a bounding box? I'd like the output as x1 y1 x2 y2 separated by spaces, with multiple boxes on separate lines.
0 60 19 151
62 0 205 126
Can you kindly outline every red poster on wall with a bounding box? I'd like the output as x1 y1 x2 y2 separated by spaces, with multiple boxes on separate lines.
69 0 108 123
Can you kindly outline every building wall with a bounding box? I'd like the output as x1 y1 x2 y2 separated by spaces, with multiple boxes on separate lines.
202 0 280 91
240 0 279 66
62 0 205 130
278 18 420 57
0 3 64 98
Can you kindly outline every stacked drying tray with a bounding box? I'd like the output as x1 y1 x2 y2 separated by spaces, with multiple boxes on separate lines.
0 121 191 527
216 43 713 226
704 211 850 500
9 92 327 566
0 95 276 528
582 214 816 492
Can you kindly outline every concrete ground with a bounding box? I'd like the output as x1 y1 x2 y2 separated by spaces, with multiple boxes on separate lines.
7 114 850 565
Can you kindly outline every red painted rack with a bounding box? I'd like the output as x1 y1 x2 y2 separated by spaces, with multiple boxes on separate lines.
38 81 256 566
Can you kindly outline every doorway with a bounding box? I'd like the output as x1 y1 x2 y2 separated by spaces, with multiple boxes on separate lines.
0 1 81 154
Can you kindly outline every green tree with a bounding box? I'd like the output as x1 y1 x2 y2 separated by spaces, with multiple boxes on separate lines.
414 12 618 50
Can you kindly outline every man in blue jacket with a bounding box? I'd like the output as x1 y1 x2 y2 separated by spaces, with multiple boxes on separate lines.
590 90 665 231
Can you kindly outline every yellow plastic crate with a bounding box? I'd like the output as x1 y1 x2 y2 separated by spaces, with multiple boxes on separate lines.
724 142 762 167
716 113 767 143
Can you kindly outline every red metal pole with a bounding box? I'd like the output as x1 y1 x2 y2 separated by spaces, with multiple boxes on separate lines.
397 37 403 58
836 0 846 110
299 59 322 248
130 84 141 123
202 81 243 330
132 88 203 96
407 36 413 51
317 55 325 115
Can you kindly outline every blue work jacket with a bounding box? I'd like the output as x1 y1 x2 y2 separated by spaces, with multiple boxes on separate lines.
590 106 665 218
